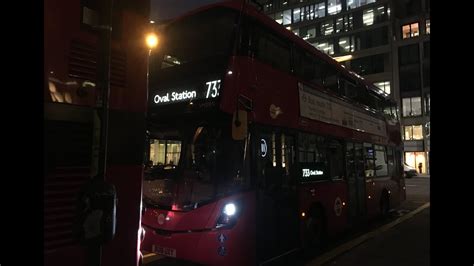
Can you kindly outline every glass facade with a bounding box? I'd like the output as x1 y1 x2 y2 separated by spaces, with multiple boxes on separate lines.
264 0 430 174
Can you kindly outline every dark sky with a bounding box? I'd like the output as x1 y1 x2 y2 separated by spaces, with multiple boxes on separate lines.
151 0 224 21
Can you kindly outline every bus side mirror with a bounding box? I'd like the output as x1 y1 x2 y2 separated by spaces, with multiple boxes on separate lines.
232 110 247 140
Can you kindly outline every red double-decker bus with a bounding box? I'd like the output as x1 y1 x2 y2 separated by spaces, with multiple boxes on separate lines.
141 1 405 265
44 0 150 265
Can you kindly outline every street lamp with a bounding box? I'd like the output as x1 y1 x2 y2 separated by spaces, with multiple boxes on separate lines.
146 33 158 50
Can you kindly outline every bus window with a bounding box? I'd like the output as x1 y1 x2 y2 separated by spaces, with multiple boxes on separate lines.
158 7 238 69
342 75 358 99
298 133 329 182
293 48 316 83
252 24 291 73
386 146 394 177
328 139 344 179
374 145 388 177
363 143 375 177
321 64 339 94
149 139 181 167
281 133 296 185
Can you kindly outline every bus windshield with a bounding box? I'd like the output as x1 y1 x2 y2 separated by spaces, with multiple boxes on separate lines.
143 123 249 211
158 7 238 69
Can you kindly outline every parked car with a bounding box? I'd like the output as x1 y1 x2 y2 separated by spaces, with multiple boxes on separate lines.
404 163 418 178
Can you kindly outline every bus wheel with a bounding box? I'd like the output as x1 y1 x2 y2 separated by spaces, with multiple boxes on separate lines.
380 192 390 218
304 207 327 255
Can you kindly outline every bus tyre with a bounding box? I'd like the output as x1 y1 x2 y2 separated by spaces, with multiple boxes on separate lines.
303 207 327 256
380 192 390 218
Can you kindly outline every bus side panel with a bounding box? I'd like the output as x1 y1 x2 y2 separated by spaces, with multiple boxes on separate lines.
299 181 349 237
366 178 400 219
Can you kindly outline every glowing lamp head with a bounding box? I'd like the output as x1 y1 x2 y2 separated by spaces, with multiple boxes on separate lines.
146 33 158 49
223 203 236 216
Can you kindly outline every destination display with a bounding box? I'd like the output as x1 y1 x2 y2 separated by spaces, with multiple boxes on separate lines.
299 162 328 182
151 79 221 106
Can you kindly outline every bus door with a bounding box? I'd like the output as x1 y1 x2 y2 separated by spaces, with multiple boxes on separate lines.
345 142 367 223
254 128 299 264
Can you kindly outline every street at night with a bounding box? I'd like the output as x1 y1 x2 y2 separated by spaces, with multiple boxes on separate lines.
44 0 430 266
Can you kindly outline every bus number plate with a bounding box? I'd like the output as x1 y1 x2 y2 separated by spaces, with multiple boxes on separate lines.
153 245 176 258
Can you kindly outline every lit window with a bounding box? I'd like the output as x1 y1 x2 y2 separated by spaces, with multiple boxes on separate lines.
424 93 430 115
149 140 182 166
374 81 391 95
338 36 355 53
336 17 344 33
344 14 353 31
328 0 342 15
402 97 422 117
283 9 292 25
292 28 300 36
275 12 283 24
321 20 334 35
315 42 334 55
293 8 301 23
309 4 315 20
316 2 326 18
404 125 423 140
302 27 316 40
347 0 359 10
363 9 374 26
426 19 430 34
402 22 420 39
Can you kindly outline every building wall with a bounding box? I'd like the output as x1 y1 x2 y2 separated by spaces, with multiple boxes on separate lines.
263 0 430 173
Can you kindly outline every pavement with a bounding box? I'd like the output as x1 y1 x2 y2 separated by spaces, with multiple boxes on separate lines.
308 175 430 266
316 205 430 266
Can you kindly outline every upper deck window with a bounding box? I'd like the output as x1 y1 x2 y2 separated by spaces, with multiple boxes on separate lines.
159 7 238 69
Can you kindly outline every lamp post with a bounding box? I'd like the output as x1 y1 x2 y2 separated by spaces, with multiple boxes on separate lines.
144 31 158 165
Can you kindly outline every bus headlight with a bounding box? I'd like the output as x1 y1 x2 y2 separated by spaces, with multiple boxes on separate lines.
216 202 240 228
223 203 236 216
